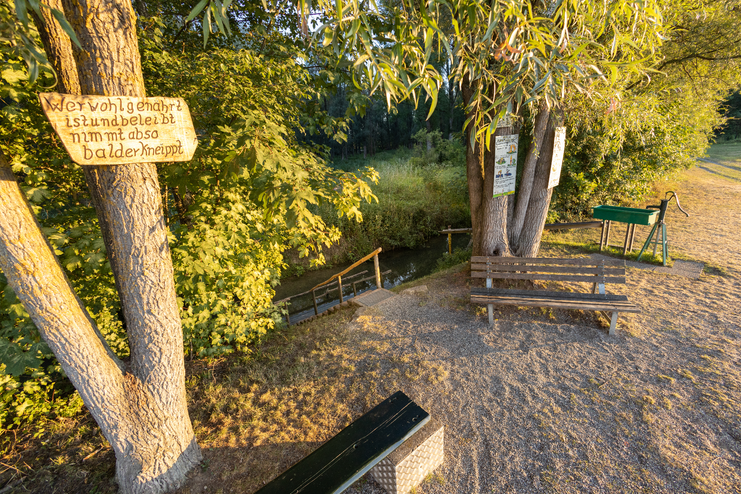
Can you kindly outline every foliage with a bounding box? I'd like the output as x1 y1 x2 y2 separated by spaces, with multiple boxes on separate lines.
548 88 719 220
139 32 377 357
550 0 741 221
0 9 378 431
435 245 472 271
0 0 78 82
717 91 741 141
409 129 465 168
315 150 469 261
310 0 666 151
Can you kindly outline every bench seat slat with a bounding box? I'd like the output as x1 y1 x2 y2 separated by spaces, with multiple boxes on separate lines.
471 272 626 284
470 256 626 266
471 264 625 276
471 288 629 301
255 391 429 494
471 294 641 313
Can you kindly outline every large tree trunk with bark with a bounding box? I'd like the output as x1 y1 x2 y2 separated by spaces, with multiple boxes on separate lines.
462 79 515 257
462 77 560 259
14 0 202 492
516 110 565 258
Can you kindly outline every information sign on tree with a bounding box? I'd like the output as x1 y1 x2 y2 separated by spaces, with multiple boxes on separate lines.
493 134 518 197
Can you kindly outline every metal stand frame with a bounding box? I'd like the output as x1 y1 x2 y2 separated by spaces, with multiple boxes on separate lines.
637 221 668 266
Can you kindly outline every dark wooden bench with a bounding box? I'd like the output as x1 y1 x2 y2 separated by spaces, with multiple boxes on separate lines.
470 256 640 335
255 391 430 494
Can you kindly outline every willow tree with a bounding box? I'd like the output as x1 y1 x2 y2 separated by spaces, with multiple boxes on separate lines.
308 0 666 257
1 0 201 492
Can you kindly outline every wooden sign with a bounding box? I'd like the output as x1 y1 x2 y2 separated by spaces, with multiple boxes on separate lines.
39 93 198 165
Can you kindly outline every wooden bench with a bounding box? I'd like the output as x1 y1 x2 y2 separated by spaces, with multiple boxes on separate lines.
470 256 640 335
255 391 443 494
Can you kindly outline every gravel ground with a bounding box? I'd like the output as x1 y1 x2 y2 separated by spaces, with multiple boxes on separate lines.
340 165 741 494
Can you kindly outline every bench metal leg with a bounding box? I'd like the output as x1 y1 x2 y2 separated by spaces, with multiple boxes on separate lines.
609 312 619 336
486 278 494 325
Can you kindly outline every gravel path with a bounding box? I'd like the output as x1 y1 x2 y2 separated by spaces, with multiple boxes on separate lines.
341 165 741 494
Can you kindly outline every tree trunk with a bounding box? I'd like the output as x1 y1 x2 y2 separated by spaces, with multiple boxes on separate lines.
26 0 201 491
509 101 550 247
516 110 565 257
462 79 515 257
31 0 129 316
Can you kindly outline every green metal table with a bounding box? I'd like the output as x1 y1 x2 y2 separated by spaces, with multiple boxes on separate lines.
592 206 659 255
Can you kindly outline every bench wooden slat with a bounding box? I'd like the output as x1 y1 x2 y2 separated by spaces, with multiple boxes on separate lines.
471 287 629 301
471 272 626 284
471 263 625 276
255 391 430 494
470 256 626 266
470 294 641 313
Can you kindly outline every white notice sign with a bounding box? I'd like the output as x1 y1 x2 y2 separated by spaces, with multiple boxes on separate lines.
493 134 518 197
39 93 198 165
548 126 566 189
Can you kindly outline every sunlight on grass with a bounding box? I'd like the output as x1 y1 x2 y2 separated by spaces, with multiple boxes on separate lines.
705 141 741 165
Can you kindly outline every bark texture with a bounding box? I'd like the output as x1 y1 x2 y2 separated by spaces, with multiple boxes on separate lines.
509 100 550 246
30 0 201 491
31 0 129 311
462 76 559 259
517 110 565 257
462 79 515 257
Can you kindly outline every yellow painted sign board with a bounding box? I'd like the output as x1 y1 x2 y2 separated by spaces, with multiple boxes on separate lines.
39 93 198 165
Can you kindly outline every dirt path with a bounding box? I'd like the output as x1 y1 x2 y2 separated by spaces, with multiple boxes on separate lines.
335 164 741 494
148 163 740 494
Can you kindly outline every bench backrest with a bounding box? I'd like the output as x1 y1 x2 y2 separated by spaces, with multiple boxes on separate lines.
471 256 626 285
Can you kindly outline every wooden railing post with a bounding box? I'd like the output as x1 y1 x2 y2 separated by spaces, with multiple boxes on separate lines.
338 276 344 303
374 254 381 289
312 289 319 315
447 225 452 255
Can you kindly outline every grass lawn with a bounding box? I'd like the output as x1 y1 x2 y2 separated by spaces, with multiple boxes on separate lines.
705 140 741 165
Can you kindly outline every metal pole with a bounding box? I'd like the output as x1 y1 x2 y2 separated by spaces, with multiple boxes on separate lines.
374 254 382 289
662 223 668 266
338 275 343 303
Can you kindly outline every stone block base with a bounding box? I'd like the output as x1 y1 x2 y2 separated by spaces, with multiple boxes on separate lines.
370 418 444 494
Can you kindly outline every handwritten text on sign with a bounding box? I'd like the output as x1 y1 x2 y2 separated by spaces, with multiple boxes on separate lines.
39 93 198 165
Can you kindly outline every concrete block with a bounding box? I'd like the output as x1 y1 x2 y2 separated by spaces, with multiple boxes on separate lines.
370 418 444 494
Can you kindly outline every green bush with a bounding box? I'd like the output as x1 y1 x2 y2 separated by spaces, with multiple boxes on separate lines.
408 129 466 168
317 151 470 262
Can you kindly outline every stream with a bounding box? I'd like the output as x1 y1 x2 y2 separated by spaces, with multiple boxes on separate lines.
274 233 471 324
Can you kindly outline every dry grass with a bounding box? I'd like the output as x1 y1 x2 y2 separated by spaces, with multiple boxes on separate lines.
1 158 739 494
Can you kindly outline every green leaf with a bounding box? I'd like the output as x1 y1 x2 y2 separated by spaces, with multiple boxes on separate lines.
14 0 28 25
0 338 41 377
203 8 212 48
1 68 27 85
47 7 81 48
187 0 210 22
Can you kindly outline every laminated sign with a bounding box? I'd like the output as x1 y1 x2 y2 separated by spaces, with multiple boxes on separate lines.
39 93 198 165
548 127 566 189
493 134 518 197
